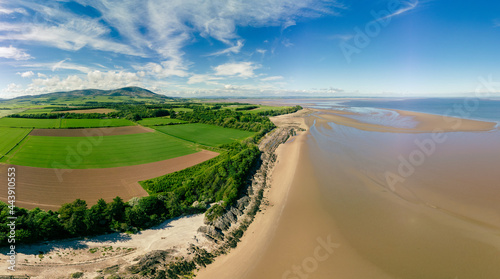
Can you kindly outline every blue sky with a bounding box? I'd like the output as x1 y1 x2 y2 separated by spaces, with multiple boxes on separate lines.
1 0 500 98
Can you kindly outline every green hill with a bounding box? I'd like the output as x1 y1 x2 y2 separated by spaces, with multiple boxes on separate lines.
0 87 175 107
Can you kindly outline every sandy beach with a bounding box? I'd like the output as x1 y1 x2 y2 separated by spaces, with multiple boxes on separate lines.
0 214 212 278
196 107 500 279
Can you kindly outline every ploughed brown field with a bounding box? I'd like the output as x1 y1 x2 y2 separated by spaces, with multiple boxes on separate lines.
29 125 154 137
52 108 116 114
0 150 218 211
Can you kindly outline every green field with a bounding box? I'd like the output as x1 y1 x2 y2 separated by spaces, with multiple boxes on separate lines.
18 108 54 115
0 118 61 128
8 132 199 168
138 117 187 126
173 108 193 112
245 106 290 114
60 118 134 128
0 118 134 128
0 127 31 157
0 109 27 117
155 123 255 147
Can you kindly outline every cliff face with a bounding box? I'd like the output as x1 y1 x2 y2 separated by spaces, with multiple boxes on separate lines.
198 123 299 242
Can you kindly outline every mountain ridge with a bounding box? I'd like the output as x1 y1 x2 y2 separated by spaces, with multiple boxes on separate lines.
5 86 172 101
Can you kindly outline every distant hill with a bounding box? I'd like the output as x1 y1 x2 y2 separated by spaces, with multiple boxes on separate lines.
14 87 171 100
0 87 176 107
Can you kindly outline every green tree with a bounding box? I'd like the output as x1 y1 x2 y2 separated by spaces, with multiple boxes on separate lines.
58 199 88 235
108 196 127 225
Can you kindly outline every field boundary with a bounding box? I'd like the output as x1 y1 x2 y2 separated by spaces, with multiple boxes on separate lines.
0 128 32 161
154 126 201 146
0 150 219 210
29 126 154 137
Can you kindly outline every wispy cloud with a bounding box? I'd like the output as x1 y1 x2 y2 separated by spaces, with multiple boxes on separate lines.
207 40 244 56
1 0 339 64
261 75 284 81
0 46 32 60
328 34 354 41
1 0 341 96
51 59 93 73
0 5 27 15
374 0 419 22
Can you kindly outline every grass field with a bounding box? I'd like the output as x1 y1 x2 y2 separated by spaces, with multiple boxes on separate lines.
0 128 31 157
138 117 187 126
18 108 54 115
0 109 27 117
60 119 134 128
8 132 199 168
0 118 134 128
245 106 290 114
173 108 193 112
154 123 255 147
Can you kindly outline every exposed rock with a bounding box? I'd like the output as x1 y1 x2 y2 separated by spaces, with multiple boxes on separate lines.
236 196 250 211
198 225 224 241
198 118 301 243
127 250 175 274
230 207 242 217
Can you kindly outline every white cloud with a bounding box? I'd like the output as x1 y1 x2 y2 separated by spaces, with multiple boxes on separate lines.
282 38 294 47
2 71 145 97
17 71 34 78
0 2 140 56
1 83 24 98
256 49 267 55
328 34 354 41
282 19 296 31
187 74 222 85
213 62 259 78
374 0 419 22
0 46 32 60
261 75 284 81
134 59 189 78
51 59 92 73
0 7 27 15
207 40 244 56
0 0 342 96
1 0 339 66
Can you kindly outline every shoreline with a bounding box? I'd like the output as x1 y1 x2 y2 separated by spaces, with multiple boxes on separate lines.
195 109 311 279
195 106 500 278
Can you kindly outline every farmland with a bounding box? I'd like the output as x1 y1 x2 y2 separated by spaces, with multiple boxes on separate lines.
0 108 27 117
18 108 54 115
0 127 31 157
246 105 290 114
0 86 303 252
138 117 187 126
0 118 134 128
52 108 116 114
8 131 199 168
155 123 255 147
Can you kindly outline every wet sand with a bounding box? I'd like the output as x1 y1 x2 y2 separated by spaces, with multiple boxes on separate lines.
197 108 500 279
